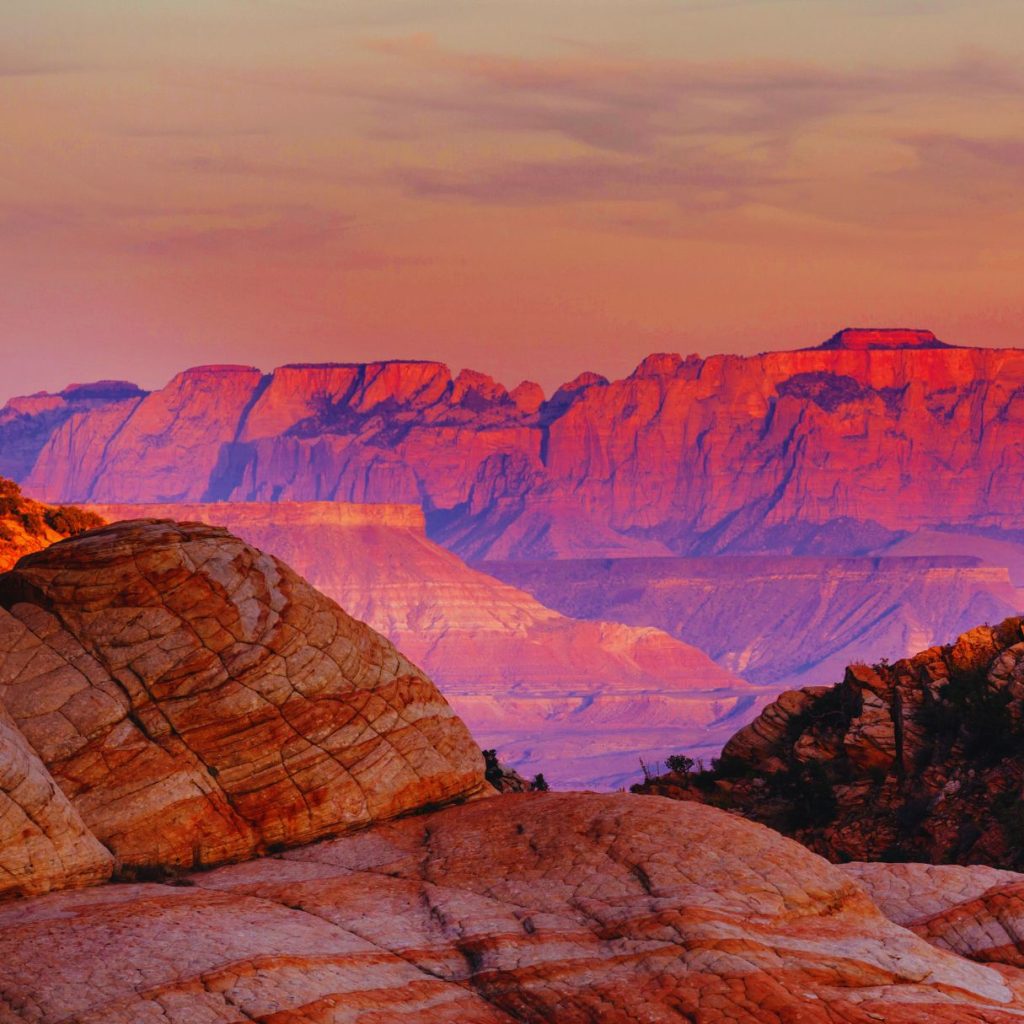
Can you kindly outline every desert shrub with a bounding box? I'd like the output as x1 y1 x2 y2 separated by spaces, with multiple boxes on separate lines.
710 754 750 780
921 667 1019 763
665 754 694 777
768 762 837 830
995 791 1024 863
531 773 550 792
894 795 932 837
45 505 104 536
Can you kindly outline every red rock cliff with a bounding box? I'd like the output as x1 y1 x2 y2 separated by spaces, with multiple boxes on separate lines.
7 330 1024 558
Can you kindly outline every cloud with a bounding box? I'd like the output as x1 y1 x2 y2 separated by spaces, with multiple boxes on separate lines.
131 207 353 258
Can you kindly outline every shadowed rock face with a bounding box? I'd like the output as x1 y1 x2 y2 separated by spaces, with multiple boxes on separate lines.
637 617 1024 868
0 519 486 876
8 335 1024 560
5 792 1024 1023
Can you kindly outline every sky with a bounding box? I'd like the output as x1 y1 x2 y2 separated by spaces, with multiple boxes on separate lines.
2 0 1023 402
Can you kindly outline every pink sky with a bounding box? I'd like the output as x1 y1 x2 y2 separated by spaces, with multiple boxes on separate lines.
2 1 1023 402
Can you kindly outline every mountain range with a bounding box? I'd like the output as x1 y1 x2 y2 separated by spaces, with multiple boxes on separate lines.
7 327 1024 559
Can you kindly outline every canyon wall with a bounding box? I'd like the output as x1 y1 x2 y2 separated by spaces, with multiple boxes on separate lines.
7 331 1024 560
488 554 1022 689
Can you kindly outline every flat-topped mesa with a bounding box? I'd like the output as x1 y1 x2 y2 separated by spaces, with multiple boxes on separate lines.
818 327 951 350
89 500 427 533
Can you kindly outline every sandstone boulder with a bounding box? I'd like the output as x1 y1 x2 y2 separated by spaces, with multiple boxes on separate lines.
0 694 113 898
0 519 486 873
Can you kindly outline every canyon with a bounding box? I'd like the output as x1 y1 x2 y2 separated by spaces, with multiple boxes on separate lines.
5 327 1023 780
7 518 1024 1021
88 502 759 790
488 552 1022 689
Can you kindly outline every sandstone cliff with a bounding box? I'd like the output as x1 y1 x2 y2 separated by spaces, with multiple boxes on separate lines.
8 330 1024 560
88 502 761 789
637 617 1024 867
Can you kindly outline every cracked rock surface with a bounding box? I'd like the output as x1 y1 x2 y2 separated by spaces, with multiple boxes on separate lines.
0 519 486 882
6 793 1024 1023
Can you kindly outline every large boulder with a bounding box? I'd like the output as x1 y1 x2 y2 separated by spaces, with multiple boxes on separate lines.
0 519 486 874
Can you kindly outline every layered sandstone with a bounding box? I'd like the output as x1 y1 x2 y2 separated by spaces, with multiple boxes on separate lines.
5 525 1024 1019
9 331 1024 559
489 554 1022 688
637 617 1024 867
0 519 485 873
843 862 1024 971
5 792 1024 1023
89 502 760 789
0 699 113 898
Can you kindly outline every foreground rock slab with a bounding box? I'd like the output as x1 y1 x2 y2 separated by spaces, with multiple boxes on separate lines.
0 519 486 879
3 793 1024 1023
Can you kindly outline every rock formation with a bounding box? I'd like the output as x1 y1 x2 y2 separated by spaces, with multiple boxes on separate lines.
0 700 113 898
88 502 761 789
7 516 1024 1020
6 792 1024 1022
0 476 104 571
0 519 485 881
7 330 1024 561
636 617 1024 867
842 861 1024 971
488 553 1022 688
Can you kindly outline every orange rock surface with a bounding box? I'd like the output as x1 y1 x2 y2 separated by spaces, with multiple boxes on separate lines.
0 519 486 873
88 502 761 789
5 793 1024 1023
5 523 1024 1020
0 699 113 898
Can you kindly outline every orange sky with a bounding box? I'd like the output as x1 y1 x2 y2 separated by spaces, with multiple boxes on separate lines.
2 1 1023 401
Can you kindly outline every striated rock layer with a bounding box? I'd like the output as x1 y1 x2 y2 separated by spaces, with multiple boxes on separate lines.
0 700 113 898
637 616 1024 868
487 554 1022 688
4 524 1024 1020
89 502 762 789
0 519 486 875
5 793 1024 1023
8 330 1024 560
